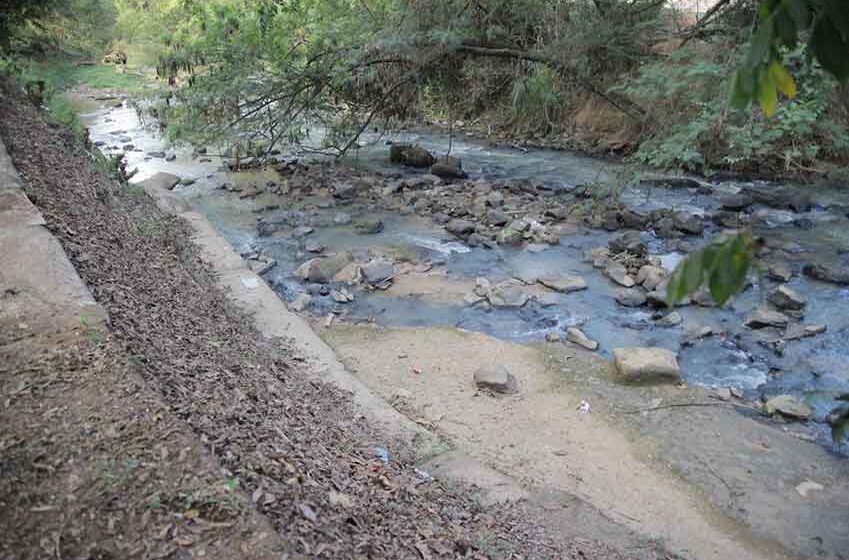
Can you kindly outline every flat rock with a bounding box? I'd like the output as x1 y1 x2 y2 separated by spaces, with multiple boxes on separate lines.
605 261 635 287
720 193 754 210
767 264 793 282
612 347 681 384
803 263 849 285
473 365 519 394
538 275 587 293
765 395 812 420
615 288 647 307
137 172 181 191
566 327 598 351
487 282 529 308
745 308 790 329
767 285 806 310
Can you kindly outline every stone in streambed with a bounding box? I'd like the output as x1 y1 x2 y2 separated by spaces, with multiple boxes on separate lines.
605 261 635 287
615 288 647 307
765 395 812 420
537 275 587 293
446 219 475 237
430 156 468 179
473 365 519 395
767 285 806 311
354 218 384 234
803 263 849 285
566 327 598 351
611 347 681 384
745 308 790 329
294 251 354 283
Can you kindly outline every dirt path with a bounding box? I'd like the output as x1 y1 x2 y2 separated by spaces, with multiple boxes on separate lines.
322 324 849 560
0 82 649 559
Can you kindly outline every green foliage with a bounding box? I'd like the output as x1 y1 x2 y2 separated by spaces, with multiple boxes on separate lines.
667 233 757 306
620 45 849 175
732 0 849 115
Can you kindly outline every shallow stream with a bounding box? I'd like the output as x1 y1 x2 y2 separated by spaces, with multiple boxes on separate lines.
81 101 849 454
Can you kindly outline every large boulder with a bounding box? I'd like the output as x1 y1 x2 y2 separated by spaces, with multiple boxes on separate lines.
389 143 436 168
612 347 681 384
430 156 468 179
294 251 354 283
473 365 519 394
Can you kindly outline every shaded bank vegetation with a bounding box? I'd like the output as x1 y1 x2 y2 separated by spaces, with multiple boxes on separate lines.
2 1 848 179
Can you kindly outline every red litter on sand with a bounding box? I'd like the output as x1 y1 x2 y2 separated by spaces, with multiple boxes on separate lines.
412 366 422 374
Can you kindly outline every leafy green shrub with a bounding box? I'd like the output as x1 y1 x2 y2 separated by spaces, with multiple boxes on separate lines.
618 45 849 176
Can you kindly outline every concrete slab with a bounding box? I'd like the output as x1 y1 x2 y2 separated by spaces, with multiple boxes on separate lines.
0 225 106 339
0 138 23 191
0 189 46 227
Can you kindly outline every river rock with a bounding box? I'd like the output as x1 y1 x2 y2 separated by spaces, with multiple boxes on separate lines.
741 185 812 212
331 287 354 303
138 171 181 191
672 211 704 235
538 274 587 293
615 288 647 307
333 212 352 225
333 262 363 284
620 209 650 230
362 260 395 285
566 327 598 351
636 265 668 291
720 193 754 211
305 240 324 253
354 218 384 234
590 247 610 268
767 285 807 310
803 263 849 285
486 191 504 207
765 395 812 420
289 293 312 312
430 156 468 179
294 251 354 283
147 150 167 158
767 264 793 282
446 218 475 236
605 261 635 287
608 230 646 257
744 308 790 329
655 311 682 327
611 347 681 384
496 223 525 245
389 144 435 168
487 209 509 226
488 282 529 308
473 365 519 394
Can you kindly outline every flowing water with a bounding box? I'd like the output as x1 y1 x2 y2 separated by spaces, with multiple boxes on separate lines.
81 101 849 454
